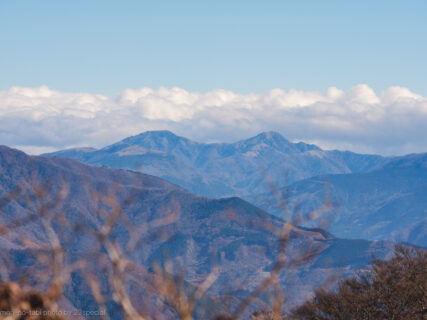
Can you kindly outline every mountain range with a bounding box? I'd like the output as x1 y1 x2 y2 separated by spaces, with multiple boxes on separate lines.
0 146 396 318
250 153 427 247
46 130 388 198
45 130 427 247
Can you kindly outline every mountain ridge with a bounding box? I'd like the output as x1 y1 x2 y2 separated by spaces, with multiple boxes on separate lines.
0 145 396 316
249 152 427 247
45 130 389 198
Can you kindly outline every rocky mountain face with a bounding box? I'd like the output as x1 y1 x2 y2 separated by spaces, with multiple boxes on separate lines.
0 146 395 318
249 153 427 247
45 130 388 198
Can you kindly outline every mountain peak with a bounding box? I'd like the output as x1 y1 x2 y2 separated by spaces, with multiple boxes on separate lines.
238 131 294 151
122 130 180 144
256 131 288 141
130 130 178 140
116 130 194 153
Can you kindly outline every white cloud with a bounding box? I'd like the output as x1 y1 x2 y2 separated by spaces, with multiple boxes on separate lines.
0 85 426 156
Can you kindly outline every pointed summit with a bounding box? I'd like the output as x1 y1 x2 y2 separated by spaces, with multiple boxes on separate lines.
257 131 285 139
237 131 296 152
119 130 194 152
123 130 179 143
255 131 290 143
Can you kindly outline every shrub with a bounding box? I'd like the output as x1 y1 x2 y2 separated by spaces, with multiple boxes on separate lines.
291 245 427 320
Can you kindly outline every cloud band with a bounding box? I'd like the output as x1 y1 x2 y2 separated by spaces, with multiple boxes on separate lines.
1 85 426 155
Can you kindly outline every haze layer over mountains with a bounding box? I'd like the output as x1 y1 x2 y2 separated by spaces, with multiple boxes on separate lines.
46 130 427 247
0 146 396 316
46 130 388 198
0 129 424 317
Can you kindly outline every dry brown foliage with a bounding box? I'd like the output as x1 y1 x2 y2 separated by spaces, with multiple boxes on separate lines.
0 282 62 319
292 245 427 320
0 175 339 319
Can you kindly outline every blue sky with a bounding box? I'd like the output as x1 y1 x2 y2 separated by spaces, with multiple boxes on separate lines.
1 1 427 155
1 0 426 96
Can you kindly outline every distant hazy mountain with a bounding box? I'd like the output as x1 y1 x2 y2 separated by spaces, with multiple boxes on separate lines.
45 130 388 198
0 146 395 316
42 131 425 248
249 153 427 247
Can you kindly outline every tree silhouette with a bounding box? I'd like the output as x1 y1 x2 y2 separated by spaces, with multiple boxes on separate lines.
292 245 427 320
